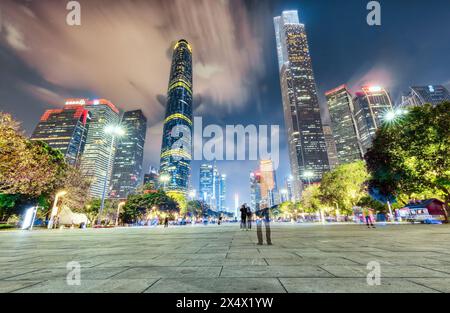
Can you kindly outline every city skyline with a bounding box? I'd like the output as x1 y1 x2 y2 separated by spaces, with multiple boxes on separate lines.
1 0 450 209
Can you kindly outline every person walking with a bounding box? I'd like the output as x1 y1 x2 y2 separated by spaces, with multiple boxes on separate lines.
240 204 247 230
363 208 376 228
164 216 169 228
246 205 253 230
256 202 272 245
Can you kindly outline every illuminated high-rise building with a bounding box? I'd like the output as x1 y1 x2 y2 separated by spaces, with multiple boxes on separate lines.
159 39 193 195
259 160 278 207
325 85 362 163
199 163 224 211
249 171 262 211
274 10 329 198
79 99 120 198
31 102 90 166
353 86 393 153
322 124 339 169
109 110 147 199
219 174 227 212
402 85 450 107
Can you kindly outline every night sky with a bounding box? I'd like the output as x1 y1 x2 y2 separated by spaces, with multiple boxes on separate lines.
1 0 449 210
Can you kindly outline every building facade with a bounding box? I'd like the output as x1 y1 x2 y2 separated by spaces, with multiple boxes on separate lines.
109 110 147 199
79 99 120 198
353 86 393 153
159 39 193 196
219 174 227 212
325 85 362 164
259 160 279 207
249 171 262 211
322 124 339 169
31 103 90 166
199 163 225 211
402 85 450 107
143 166 160 190
274 10 329 199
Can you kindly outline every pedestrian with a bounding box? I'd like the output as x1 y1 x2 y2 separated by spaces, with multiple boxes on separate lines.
255 202 272 245
164 216 169 228
218 214 223 225
363 208 375 228
246 205 252 230
240 204 247 230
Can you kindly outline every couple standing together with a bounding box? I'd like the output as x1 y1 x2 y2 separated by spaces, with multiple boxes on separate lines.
240 203 272 246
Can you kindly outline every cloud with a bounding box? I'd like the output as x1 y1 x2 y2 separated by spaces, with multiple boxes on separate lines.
0 0 265 122
21 83 65 107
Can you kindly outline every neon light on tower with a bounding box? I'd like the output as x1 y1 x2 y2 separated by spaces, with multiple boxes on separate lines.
159 39 193 196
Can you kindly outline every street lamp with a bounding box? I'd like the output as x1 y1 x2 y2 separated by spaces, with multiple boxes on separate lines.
159 174 170 190
98 124 125 225
48 190 67 229
115 201 126 227
384 108 408 123
303 170 314 186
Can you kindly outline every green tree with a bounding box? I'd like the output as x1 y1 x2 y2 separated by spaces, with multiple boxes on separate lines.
187 200 204 217
319 161 370 215
365 102 450 212
301 185 326 213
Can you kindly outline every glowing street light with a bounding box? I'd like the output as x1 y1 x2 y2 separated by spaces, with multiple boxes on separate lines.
98 124 125 225
384 108 408 123
48 190 67 229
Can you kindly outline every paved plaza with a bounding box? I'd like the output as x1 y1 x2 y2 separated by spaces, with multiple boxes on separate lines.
1 223 450 293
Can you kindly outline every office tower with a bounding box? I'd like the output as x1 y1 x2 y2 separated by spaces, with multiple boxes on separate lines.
219 174 227 212
322 124 339 169
259 160 278 207
79 99 120 198
402 85 450 107
353 86 393 153
31 101 90 166
325 85 362 163
274 10 329 198
159 39 193 196
249 171 262 211
109 110 147 199
282 176 294 202
199 163 220 211
143 166 160 190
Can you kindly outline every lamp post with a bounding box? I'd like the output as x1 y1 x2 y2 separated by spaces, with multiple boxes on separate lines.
48 190 67 229
115 201 126 227
97 125 125 225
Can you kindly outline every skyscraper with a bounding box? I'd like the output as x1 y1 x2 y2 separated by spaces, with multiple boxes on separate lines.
402 85 450 107
249 171 262 211
109 110 147 199
159 39 193 196
353 86 393 153
322 124 339 169
325 85 362 164
79 99 120 198
219 174 227 212
199 163 222 211
143 166 160 190
274 10 329 198
259 160 278 207
31 101 90 166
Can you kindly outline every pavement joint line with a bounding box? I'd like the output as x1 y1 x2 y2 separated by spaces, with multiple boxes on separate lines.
219 266 224 277
317 265 338 278
104 267 133 279
1 268 43 280
263 258 269 266
276 278 289 293
141 278 161 293
7 280 46 293
416 264 450 276
404 278 443 293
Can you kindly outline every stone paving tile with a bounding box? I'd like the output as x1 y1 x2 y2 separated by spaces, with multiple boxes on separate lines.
144 278 286 293
14 279 158 293
0 281 42 293
181 258 267 266
220 266 333 278
6 267 128 281
91 258 187 267
113 266 222 279
407 278 450 292
265 257 358 266
279 278 439 293
154 253 227 260
321 265 450 278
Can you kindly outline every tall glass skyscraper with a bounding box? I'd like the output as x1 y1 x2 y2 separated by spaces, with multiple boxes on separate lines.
109 110 147 199
353 86 393 153
199 163 225 211
160 39 193 196
274 10 329 199
325 85 362 164
79 99 120 198
249 171 262 211
31 102 90 166
219 174 227 212
402 85 450 107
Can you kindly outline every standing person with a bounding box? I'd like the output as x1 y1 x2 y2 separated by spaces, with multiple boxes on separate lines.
240 204 247 230
363 207 375 228
256 202 272 245
218 214 223 226
246 205 253 230
164 216 169 228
